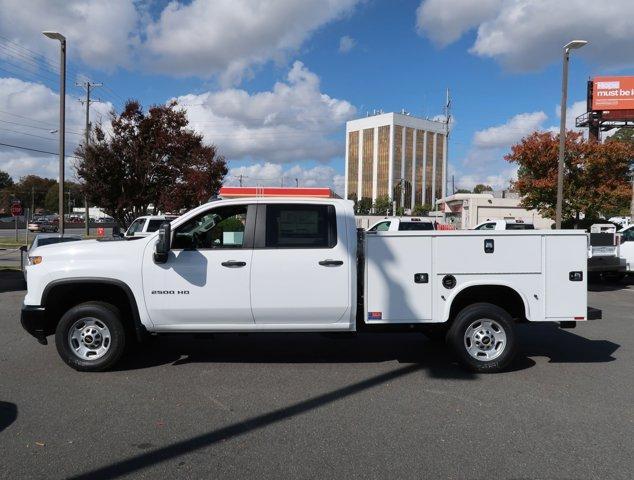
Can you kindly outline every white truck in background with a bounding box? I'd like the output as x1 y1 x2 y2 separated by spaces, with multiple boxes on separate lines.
21 198 600 373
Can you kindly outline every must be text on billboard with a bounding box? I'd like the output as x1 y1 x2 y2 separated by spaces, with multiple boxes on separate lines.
592 76 634 111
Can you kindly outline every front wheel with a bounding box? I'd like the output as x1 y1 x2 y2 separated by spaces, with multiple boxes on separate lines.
55 302 126 371
447 303 516 373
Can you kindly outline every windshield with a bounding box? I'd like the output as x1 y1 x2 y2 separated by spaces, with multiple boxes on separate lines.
126 219 145 236
147 219 167 232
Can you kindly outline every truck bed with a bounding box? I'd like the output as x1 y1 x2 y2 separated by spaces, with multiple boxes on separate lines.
363 230 588 325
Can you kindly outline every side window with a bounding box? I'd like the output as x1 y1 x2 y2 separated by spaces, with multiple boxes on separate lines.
370 221 391 232
399 222 434 231
265 204 337 248
147 219 166 232
476 222 495 230
172 205 248 250
126 219 145 236
622 229 634 242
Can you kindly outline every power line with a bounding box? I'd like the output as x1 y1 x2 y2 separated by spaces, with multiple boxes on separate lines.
0 141 80 160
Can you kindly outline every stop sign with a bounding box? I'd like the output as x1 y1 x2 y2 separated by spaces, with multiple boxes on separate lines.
11 202 22 217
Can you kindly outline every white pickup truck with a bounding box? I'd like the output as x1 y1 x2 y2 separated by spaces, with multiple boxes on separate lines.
21 197 600 373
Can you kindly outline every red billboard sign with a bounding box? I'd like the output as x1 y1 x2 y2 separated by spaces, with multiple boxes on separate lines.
592 76 634 111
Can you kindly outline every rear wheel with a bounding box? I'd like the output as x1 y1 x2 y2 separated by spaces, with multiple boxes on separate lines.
55 302 126 372
447 303 516 373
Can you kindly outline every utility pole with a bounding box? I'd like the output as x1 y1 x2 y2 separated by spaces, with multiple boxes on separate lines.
443 88 451 209
238 174 243 187
76 80 102 237
30 186 34 221
295 178 299 188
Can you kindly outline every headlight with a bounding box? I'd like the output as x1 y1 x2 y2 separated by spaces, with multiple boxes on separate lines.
28 256 42 265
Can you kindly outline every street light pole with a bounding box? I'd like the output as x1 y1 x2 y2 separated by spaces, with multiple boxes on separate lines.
43 31 66 235
556 39 588 229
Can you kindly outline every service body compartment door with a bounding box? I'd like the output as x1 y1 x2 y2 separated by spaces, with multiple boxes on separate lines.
365 234 433 323
545 235 587 319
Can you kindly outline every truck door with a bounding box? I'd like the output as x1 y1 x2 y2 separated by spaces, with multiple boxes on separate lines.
142 204 255 326
250 203 350 325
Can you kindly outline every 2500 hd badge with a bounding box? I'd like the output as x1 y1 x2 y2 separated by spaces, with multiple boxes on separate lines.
151 290 190 295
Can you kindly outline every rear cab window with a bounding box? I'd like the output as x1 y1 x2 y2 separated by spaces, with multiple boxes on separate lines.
398 222 434 231
263 204 337 248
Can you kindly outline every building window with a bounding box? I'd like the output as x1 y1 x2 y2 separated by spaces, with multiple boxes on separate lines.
404 127 414 208
377 126 390 197
415 130 425 205
362 128 374 199
425 132 434 205
347 131 359 198
393 125 403 197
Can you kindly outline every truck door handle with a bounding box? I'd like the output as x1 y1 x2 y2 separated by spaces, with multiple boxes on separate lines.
319 259 343 267
221 260 247 268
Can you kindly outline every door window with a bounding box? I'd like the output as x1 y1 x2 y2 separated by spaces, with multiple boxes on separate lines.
622 229 634 242
147 219 167 232
264 204 337 248
475 222 496 230
172 205 248 250
369 221 391 231
126 218 145 236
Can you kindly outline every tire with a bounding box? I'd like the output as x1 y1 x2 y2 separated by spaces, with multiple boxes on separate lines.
447 303 516 373
55 302 126 372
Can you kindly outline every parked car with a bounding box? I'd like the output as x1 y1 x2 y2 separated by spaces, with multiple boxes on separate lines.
27 219 58 233
587 223 626 280
472 219 535 230
22 233 82 282
21 197 599 373
367 217 435 232
125 215 178 238
618 224 634 276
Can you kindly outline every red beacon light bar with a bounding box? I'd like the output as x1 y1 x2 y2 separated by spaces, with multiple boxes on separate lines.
219 186 340 199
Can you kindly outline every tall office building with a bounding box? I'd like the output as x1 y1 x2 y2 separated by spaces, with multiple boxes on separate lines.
344 112 447 209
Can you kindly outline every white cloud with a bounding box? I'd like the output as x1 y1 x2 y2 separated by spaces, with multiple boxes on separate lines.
416 0 501 47
175 61 356 164
338 35 356 53
456 166 518 191
0 77 113 180
416 0 634 71
0 0 140 70
473 111 547 149
226 162 344 195
142 0 360 83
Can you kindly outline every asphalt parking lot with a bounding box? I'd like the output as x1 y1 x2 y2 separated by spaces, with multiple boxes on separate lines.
0 273 632 480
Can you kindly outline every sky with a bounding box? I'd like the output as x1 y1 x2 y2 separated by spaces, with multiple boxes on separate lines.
1 0 634 196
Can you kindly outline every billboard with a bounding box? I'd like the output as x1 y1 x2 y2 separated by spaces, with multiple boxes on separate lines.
592 76 634 110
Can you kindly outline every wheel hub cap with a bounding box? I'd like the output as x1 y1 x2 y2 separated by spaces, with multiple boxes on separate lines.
464 319 507 361
68 318 111 360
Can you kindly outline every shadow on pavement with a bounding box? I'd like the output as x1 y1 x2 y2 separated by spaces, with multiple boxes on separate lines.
0 401 17 433
588 274 633 292
0 270 25 293
116 332 482 380
518 323 619 364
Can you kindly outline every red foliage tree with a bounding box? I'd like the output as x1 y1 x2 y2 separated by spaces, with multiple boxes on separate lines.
75 100 227 227
505 131 633 221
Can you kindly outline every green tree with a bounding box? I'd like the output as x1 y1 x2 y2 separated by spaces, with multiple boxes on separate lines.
76 100 227 228
373 195 391 215
473 184 493 194
454 188 471 194
44 181 83 213
0 170 13 190
412 203 431 216
357 197 372 215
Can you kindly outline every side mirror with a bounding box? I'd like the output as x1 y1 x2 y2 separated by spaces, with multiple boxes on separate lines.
154 222 171 264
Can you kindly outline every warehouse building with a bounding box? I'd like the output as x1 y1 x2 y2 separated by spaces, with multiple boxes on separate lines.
344 112 448 210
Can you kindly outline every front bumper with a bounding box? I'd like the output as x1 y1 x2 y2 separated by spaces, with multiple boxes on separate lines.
20 305 50 345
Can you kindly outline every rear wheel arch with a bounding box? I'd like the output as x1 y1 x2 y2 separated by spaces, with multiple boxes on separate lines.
42 278 146 341
445 283 529 324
